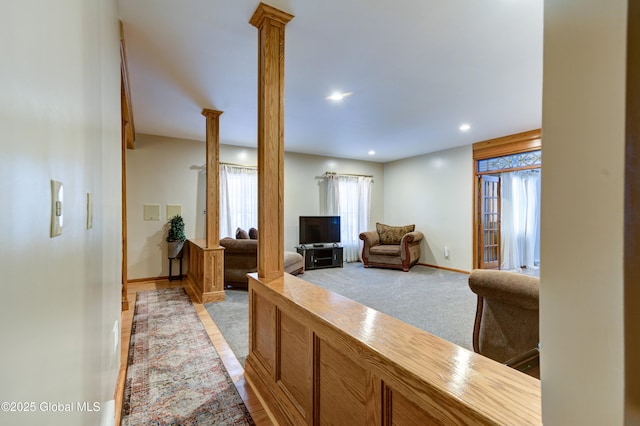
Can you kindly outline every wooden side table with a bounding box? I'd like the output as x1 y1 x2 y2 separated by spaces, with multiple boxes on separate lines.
168 250 183 281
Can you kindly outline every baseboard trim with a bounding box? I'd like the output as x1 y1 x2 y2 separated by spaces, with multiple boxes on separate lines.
418 263 470 275
127 275 171 284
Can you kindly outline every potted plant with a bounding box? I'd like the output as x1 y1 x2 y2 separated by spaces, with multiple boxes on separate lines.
166 215 186 258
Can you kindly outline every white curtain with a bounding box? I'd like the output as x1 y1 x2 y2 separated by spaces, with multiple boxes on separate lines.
324 174 372 262
501 170 541 270
219 164 258 238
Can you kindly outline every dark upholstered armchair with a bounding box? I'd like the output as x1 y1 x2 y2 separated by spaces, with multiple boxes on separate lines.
468 269 540 377
359 223 424 272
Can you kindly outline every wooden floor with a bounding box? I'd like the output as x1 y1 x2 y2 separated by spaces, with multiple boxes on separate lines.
114 279 273 426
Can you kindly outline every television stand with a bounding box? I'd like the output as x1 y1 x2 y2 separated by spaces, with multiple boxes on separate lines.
312 243 324 248
297 246 343 270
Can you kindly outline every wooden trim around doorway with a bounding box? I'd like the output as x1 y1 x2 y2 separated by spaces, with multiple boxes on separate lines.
625 0 640 419
472 129 541 160
471 129 542 270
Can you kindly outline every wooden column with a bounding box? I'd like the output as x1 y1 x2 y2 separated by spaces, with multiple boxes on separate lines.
121 124 129 311
250 3 293 282
201 108 223 247
183 109 225 304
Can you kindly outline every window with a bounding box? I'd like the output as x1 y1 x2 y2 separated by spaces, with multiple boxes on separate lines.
219 164 257 238
324 174 373 262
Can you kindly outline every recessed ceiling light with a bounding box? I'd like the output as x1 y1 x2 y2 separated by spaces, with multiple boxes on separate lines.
459 123 471 132
326 91 353 101
368 150 376 156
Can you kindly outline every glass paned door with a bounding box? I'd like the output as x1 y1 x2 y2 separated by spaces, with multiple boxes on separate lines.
479 175 501 269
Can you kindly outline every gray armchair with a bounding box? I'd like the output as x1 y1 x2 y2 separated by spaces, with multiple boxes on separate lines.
359 223 423 271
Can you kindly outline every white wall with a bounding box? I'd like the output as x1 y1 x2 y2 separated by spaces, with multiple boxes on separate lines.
127 135 384 279
0 1 122 425
541 0 625 423
284 152 385 251
126 135 205 279
384 145 473 272
219 147 386 251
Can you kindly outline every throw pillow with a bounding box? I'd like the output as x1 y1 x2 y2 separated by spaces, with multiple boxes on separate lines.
249 227 258 239
376 222 415 245
236 227 250 239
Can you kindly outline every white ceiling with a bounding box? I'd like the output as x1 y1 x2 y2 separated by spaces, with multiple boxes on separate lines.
118 0 543 163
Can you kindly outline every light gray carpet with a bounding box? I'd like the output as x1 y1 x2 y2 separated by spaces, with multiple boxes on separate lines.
205 263 477 366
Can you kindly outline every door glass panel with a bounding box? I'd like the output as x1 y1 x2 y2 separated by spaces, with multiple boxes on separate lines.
479 175 500 269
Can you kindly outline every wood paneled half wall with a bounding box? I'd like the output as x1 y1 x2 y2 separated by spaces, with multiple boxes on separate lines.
244 273 541 425
185 239 225 303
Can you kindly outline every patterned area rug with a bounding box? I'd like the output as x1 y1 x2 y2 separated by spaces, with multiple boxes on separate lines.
121 287 255 425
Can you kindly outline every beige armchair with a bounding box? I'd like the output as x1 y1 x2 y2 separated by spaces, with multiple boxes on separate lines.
359 223 423 271
468 269 540 378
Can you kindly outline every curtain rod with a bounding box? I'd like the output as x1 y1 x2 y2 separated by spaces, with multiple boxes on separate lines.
323 171 373 178
220 162 257 169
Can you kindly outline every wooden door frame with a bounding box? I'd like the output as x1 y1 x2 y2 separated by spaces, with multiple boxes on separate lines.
625 0 640 415
478 174 501 269
120 21 135 310
471 129 541 270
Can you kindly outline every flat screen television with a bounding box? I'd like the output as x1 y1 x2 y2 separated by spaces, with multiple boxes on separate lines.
299 216 341 246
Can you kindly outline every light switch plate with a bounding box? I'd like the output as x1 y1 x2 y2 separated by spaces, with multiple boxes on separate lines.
50 180 63 237
86 193 93 229
143 204 161 221
166 204 182 220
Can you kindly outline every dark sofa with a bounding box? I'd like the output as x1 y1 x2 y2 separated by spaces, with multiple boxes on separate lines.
219 236 304 288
